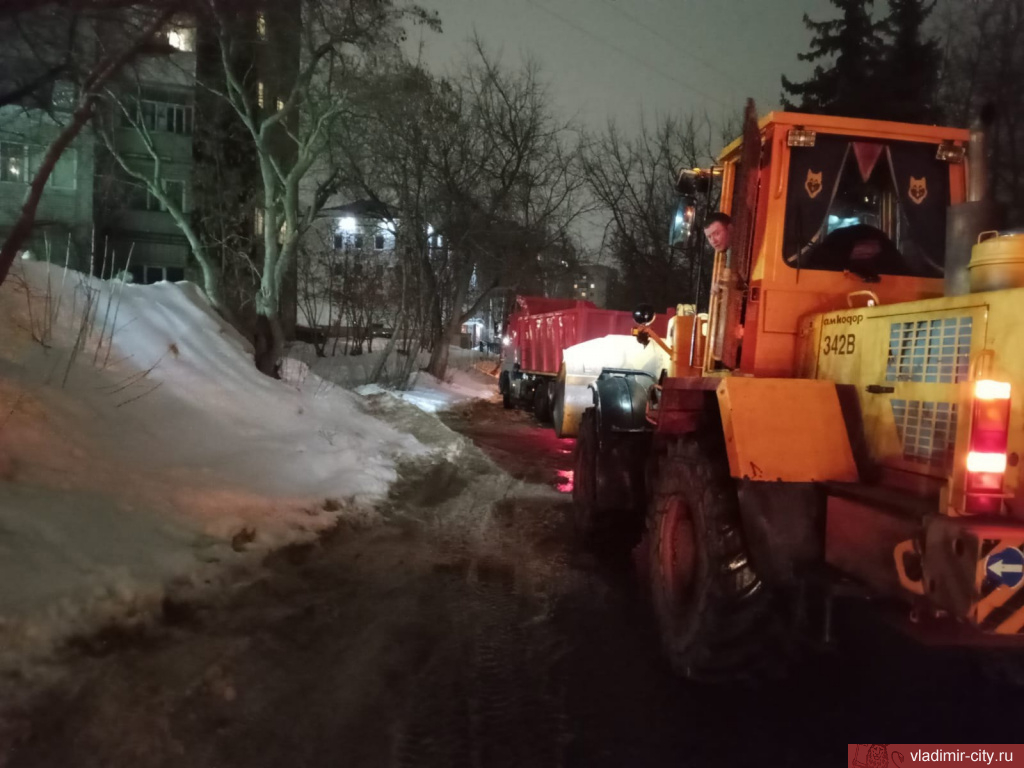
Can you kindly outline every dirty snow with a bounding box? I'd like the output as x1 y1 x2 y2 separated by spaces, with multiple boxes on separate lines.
0 262 426 673
356 369 496 413
284 341 498 413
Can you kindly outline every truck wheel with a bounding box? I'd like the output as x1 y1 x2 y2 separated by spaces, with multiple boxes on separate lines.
573 410 644 549
534 381 552 423
552 378 566 437
647 435 790 682
500 371 513 409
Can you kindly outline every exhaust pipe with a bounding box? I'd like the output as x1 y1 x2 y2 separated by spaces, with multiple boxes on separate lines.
967 105 993 202
945 106 1004 296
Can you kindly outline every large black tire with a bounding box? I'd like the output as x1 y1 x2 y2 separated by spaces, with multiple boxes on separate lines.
533 380 552 423
573 409 646 549
552 376 567 438
647 434 791 682
500 371 513 409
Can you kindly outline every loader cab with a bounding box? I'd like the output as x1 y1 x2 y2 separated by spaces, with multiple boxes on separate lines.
714 112 968 378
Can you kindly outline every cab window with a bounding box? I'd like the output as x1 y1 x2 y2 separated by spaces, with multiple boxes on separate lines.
782 135 949 279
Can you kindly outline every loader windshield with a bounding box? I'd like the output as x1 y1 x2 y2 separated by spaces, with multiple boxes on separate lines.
782 135 949 279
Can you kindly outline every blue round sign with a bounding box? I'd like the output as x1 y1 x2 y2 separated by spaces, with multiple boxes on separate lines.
986 547 1024 588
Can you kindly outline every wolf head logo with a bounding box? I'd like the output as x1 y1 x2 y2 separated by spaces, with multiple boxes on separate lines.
805 170 823 199
909 176 928 204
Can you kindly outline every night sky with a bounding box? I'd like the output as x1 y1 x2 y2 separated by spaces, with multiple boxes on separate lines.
412 0 840 135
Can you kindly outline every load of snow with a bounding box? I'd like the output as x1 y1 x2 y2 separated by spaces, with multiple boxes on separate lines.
562 333 671 379
0 262 426 673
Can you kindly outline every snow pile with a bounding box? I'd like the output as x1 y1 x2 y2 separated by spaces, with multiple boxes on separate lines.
356 369 495 413
0 262 425 671
284 341 497 413
286 341 497 390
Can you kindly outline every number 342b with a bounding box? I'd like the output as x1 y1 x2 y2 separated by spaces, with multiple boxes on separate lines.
823 333 856 356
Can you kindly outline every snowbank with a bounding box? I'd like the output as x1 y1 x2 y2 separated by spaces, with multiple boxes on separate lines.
356 368 496 413
285 341 498 413
0 262 425 672
285 341 497 388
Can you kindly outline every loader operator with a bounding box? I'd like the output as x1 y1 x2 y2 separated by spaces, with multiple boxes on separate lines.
703 212 732 254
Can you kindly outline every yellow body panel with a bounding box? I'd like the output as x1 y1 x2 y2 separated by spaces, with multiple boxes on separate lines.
797 288 1024 515
715 378 858 482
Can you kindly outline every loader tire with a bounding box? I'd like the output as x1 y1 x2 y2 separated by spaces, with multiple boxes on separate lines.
647 434 791 682
573 409 645 550
533 381 552 423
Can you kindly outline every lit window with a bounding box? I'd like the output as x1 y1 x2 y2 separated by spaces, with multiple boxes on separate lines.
51 81 76 110
254 207 265 234
166 27 195 52
590 283 595 289
276 97 284 112
0 142 25 182
257 82 265 108
257 11 267 40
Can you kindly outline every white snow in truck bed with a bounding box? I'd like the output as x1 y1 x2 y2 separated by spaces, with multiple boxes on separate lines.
561 333 671 378
0 261 426 674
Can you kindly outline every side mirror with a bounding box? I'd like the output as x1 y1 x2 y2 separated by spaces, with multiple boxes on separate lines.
669 198 696 249
633 303 655 326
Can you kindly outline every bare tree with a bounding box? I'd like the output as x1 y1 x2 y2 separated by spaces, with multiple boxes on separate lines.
295 225 342 357
342 42 586 380
0 0 155 108
95 80 228 309
193 0 438 376
581 114 719 311
939 0 1024 217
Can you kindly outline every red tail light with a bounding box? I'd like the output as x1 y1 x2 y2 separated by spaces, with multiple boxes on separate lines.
966 379 1011 513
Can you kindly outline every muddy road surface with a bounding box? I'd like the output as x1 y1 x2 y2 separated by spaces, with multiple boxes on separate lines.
4 395 1024 768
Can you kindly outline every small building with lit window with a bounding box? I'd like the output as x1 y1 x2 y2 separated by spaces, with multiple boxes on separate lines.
296 199 403 338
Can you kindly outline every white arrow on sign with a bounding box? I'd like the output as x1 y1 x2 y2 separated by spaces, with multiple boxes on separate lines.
990 560 1024 576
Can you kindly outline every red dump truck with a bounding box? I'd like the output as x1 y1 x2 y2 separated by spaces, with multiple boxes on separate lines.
498 295 670 436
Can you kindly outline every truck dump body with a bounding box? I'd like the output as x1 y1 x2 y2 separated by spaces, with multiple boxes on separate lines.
506 296 669 376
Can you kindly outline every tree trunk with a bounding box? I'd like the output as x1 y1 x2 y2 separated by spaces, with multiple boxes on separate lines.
253 312 284 378
426 266 470 379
